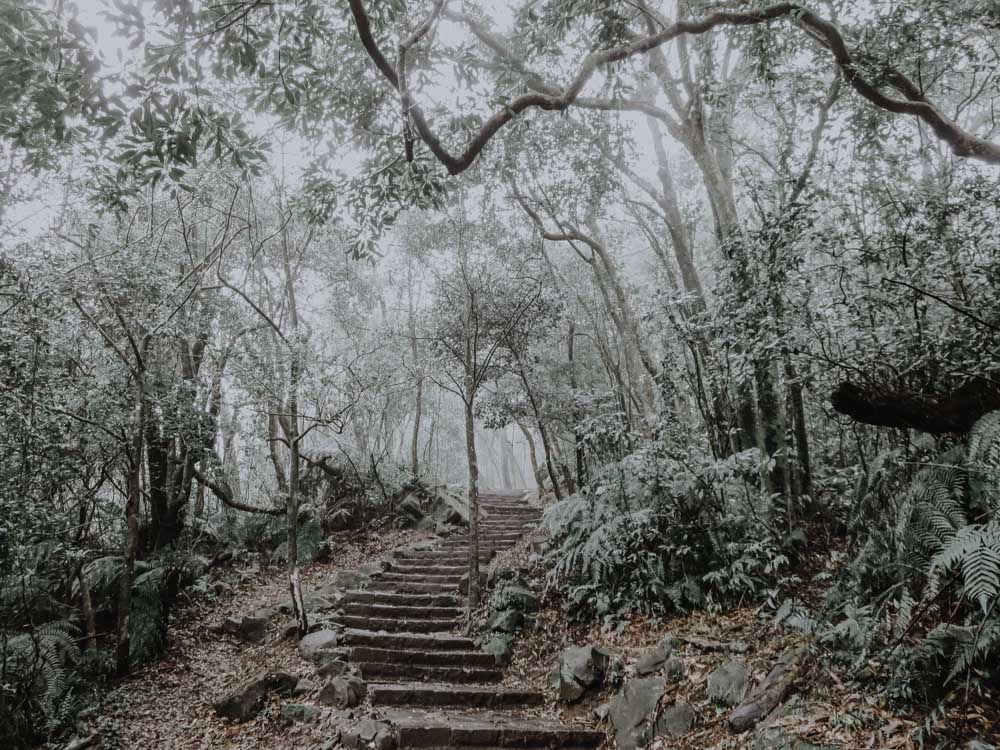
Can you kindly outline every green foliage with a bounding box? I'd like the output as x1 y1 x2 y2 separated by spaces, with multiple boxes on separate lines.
811 412 1000 709
541 444 791 626
0 621 81 747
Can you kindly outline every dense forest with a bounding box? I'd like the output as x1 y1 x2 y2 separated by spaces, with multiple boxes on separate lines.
2 1 1000 748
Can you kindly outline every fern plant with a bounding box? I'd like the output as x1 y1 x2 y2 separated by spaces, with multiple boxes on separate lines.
0 621 81 746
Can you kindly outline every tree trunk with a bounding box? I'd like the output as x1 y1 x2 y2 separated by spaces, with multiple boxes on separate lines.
463 366 482 608
281 225 309 637
517 360 563 502
784 356 812 500
115 356 147 676
567 321 587 488
516 420 545 491
408 263 422 476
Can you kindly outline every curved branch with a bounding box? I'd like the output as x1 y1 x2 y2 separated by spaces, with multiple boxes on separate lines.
348 1 1000 174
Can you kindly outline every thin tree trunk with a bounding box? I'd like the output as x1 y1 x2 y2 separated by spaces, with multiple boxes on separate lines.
116 352 148 676
408 263 422 475
516 420 545 491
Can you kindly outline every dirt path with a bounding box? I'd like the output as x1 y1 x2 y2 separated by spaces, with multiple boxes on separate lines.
103 529 427 750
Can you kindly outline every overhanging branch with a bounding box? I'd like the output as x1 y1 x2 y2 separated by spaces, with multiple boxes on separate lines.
347 1 1000 174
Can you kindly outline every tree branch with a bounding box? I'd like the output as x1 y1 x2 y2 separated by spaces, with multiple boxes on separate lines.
348 1 1000 174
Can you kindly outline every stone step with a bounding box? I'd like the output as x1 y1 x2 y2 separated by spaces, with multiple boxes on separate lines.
341 603 465 619
349 646 497 668
442 535 523 545
341 628 476 652
390 562 467 575
379 572 464 585
330 614 460 633
369 682 544 709
402 553 494 564
385 708 605 748
355 662 502 683
368 580 458 594
342 590 461 607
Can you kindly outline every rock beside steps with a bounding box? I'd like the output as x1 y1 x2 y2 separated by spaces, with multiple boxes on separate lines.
334 491 605 749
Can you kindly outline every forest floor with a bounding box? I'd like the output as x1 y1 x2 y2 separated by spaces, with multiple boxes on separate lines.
484 536 1000 750
98 524 999 750
101 527 432 750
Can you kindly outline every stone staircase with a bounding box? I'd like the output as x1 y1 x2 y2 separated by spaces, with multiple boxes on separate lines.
334 491 605 749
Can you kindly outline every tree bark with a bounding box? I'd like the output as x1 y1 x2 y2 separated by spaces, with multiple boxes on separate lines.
830 378 1000 435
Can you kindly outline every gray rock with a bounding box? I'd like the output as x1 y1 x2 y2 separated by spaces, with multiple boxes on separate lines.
319 674 366 708
212 670 297 722
298 629 340 663
608 676 665 750
329 569 371 590
341 718 393 750
708 660 748 706
503 584 541 612
281 702 321 724
483 633 515 665
490 609 524 633
293 677 318 695
594 703 610 721
965 743 997 750
237 615 269 643
655 700 695 739
554 644 612 702
399 494 423 520
316 657 352 678
634 635 680 675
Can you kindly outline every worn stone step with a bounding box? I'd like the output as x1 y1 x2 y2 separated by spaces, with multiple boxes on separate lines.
355 662 503 683
349 647 497 668
443 535 523 544
341 628 476 652
342 590 461 607
385 708 606 748
370 683 545 709
403 553 494 564
390 562 467 575
331 614 459 632
379 572 464 584
368 580 458 594
342 603 465 619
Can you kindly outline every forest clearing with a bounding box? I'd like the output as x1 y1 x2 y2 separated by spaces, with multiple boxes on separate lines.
2 1 1000 749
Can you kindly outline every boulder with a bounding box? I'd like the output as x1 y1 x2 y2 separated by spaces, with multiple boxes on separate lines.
708 660 748 706
237 615 269 643
328 569 371 590
483 633 515 666
502 584 541 612
608 676 665 750
340 718 394 750
656 700 695 739
298 629 340 663
212 670 297 722
553 644 612 702
634 635 680 676
399 494 423 520
293 677 318 695
281 702 321 724
319 674 367 708
490 609 524 634
316 657 352 678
